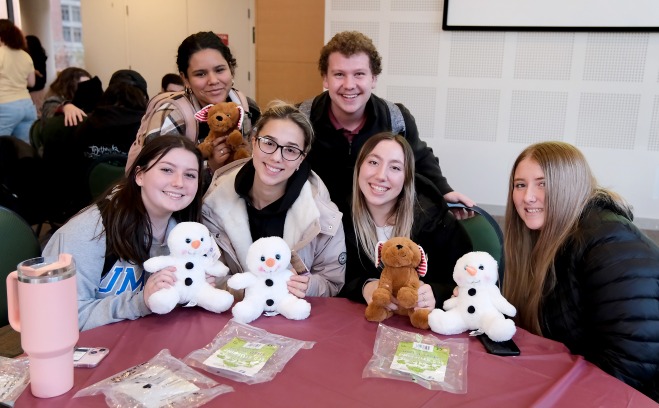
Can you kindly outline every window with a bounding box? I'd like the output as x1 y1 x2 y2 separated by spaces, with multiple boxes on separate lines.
63 26 72 42
72 27 82 43
61 5 70 21
72 6 81 22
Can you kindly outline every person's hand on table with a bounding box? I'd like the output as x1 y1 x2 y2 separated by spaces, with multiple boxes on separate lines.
144 266 177 309
207 136 230 172
414 283 436 310
288 273 309 298
363 279 398 311
444 191 476 220
62 103 87 126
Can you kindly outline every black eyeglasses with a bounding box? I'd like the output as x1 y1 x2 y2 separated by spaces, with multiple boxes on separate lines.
256 136 305 161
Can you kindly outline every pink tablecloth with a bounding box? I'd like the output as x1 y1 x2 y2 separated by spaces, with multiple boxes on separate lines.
16 297 656 407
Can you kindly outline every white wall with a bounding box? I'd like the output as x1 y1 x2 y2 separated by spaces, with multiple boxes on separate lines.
80 0 254 100
325 0 659 228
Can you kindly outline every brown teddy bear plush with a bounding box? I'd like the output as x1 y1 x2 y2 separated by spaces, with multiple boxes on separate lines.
196 102 251 162
365 237 431 329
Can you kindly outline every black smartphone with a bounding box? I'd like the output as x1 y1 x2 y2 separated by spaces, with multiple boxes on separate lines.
478 335 520 356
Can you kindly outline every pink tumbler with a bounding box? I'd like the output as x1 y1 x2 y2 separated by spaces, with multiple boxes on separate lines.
6 254 79 398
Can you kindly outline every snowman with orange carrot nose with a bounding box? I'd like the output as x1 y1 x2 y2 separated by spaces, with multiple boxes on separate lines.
227 236 311 324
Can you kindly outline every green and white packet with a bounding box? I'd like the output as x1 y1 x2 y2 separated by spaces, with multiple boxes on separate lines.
390 341 450 382
363 324 468 393
184 320 315 384
202 337 279 377
73 349 232 408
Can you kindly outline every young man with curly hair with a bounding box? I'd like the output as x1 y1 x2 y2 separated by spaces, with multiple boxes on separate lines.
300 31 473 216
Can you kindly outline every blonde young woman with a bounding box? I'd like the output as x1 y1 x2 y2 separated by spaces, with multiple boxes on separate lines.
341 132 471 313
202 102 345 298
503 141 659 401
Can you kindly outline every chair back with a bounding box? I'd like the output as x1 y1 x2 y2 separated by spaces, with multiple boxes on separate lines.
449 204 505 284
0 206 42 326
88 156 127 200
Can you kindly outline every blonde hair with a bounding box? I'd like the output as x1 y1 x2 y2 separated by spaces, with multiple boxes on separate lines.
352 133 415 262
502 141 629 335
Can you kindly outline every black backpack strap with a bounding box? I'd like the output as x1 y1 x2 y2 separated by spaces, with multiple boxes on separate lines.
99 210 119 279
101 253 119 279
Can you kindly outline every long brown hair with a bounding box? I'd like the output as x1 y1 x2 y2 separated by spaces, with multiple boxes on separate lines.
97 136 203 266
502 141 629 335
352 132 415 262
46 67 91 100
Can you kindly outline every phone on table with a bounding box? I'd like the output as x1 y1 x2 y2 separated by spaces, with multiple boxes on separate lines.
73 347 110 368
478 335 520 356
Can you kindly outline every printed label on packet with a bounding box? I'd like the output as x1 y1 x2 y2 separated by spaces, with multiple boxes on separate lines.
113 366 200 408
390 341 449 382
203 337 278 377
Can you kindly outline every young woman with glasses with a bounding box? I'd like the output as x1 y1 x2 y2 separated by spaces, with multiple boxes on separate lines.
202 101 346 299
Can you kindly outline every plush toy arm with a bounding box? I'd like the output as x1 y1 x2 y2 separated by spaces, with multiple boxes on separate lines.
442 296 458 311
206 260 230 278
227 272 257 290
143 256 176 273
487 286 517 317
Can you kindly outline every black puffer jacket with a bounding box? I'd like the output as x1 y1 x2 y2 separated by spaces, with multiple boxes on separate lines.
541 196 659 401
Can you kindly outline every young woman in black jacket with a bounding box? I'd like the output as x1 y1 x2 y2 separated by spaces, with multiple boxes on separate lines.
503 141 659 401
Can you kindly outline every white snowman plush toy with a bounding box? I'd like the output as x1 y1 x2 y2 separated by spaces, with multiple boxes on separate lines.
428 251 517 342
143 222 234 314
227 236 311 324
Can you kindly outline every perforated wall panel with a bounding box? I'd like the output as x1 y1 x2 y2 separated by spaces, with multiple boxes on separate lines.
514 33 574 80
509 91 568 144
387 85 437 139
324 7 659 220
391 0 440 12
389 23 440 76
445 88 500 142
449 31 505 78
330 0 379 11
576 93 640 149
649 96 659 151
583 33 649 82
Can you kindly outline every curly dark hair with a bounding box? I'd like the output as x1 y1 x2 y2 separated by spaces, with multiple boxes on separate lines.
318 31 382 76
176 31 237 77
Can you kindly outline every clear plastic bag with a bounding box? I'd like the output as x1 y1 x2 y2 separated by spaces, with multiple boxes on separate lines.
0 356 29 404
73 349 233 408
362 323 469 393
184 319 315 384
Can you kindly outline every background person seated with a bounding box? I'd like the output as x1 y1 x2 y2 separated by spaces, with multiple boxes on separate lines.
161 73 184 93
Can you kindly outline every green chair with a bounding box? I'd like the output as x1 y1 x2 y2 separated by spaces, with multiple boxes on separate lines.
0 206 42 327
88 156 127 200
449 203 505 284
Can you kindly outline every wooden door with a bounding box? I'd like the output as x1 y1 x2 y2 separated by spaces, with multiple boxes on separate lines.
255 0 324 108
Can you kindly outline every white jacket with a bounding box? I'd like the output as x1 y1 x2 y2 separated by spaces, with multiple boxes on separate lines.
202 159 346 297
